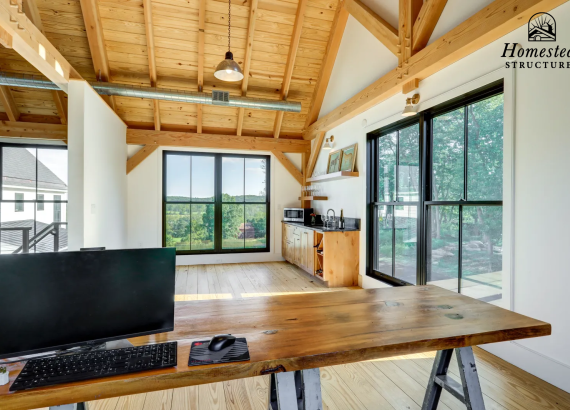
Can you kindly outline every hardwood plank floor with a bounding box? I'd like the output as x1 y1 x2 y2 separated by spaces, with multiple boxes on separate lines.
57 262 570 410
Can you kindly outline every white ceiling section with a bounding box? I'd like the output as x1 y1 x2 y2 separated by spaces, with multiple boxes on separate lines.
318 16 397 118
318 0 506 120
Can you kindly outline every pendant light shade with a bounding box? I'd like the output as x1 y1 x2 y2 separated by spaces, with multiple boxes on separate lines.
214 51 244 82
215 0 244 82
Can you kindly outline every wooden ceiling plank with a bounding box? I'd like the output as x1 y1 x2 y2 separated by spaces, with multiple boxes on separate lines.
271 150 303 184
412 0 448 54
24 0 68 125
127 128 311 152
304 0 566 139
344 0 398 55
273 0 308 138
0 86 20 122
79 0 115 110
303 0 348 131
143 0 160 130
237 0 259 136
197 0 205 133
127 144 159 174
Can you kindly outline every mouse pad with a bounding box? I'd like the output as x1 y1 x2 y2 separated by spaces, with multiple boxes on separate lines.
188 338 250 366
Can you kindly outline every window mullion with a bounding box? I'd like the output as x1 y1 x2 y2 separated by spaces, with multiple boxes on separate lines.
464 105 468 201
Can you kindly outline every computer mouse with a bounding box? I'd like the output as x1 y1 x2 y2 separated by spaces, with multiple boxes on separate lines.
208 334 236 351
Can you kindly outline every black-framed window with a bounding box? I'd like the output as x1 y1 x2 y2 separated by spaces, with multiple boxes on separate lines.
163 151 270 255
367 81 504 302
0 143 68 254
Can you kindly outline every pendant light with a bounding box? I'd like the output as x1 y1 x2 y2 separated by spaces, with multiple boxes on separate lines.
214 0 244 82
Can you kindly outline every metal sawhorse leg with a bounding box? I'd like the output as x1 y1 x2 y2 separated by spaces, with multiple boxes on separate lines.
422 346 485 410
268 368 322 410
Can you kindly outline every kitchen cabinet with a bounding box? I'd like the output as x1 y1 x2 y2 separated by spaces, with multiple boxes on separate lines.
282 223 315 275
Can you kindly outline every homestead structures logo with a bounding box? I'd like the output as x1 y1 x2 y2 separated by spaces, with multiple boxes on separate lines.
528 13 556 42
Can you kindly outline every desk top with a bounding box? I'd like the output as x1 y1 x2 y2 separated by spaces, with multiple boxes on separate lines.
0 286 551 410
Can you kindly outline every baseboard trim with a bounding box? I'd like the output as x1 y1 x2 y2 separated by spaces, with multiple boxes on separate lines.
176 254 285 266
481 341 570 393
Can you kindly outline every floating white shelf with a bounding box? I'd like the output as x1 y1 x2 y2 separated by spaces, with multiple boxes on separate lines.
306 171 359 183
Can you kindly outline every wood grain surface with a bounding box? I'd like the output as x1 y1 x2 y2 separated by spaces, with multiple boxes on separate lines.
0 285 550 410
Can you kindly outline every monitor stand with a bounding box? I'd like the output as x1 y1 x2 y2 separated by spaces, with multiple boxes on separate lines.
48 339 133 410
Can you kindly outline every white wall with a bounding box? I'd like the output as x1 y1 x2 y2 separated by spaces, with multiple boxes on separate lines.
126 146 301 265
314 1 570 393
68 80 128 250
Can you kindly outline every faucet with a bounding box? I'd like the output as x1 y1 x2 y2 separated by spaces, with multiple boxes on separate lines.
326 209 336 228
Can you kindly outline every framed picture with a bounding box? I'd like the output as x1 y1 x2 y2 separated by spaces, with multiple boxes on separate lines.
340 143 358 172
327 149 343 174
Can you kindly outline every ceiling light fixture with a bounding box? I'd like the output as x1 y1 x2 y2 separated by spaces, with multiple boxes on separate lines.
214 0 244 82
323 135 334 150
402 94 420 117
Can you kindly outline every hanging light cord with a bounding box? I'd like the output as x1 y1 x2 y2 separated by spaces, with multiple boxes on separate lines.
228 0 231 52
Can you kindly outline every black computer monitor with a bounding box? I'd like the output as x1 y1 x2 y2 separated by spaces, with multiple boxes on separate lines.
0 248 176 360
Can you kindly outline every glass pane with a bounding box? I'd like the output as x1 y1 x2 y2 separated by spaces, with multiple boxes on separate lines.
222 157 244 202
398 124 420 202
378 133 397 202
166 155 190 201
2 147 37 200
375 205 393 275
461 206 503 302
165 204 190 251
394 205 417 284
191 204 214 250
192 156 215 202
0 202 35 254
467 94 504 201
432 108 464 201
245 158 267 202
222 204 244 249
245 204 266 248
35 203 68 253
427 206 459 292
37 148 68 201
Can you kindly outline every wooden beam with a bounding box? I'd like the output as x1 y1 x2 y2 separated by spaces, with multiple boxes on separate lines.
272 150 303 185
0 85 19 122
0 0 75 91
142 0 160 130
24 0 68 126
51 90 67 125
306 131 326 179
127 129 311 153
236 0 259 136
0 121 67 140
402 78 420 94
79 0 115 110
127 144 159 174
273 0 308 139
0 25 11 48
301 151 310 208
344 0 398 55
398 0 422 66
197 0 205 133
304 1 348 131
305 0 567 139
412 0 448 54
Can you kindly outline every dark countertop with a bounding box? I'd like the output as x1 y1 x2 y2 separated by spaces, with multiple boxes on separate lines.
282 220 360 233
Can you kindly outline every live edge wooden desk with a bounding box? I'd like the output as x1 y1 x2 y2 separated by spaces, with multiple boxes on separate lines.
0 286 550 410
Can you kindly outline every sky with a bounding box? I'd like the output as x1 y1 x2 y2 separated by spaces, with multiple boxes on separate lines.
166 155 266 199
27 148 68 184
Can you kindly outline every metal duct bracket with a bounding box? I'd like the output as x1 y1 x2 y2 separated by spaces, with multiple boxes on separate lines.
212 90 230 105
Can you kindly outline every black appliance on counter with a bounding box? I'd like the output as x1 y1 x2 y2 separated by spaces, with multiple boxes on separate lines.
283 208 313 224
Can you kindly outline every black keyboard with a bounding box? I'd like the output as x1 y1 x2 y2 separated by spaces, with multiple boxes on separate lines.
10 341 177 391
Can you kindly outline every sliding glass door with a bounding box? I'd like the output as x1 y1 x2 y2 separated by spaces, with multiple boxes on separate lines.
163 152 270 255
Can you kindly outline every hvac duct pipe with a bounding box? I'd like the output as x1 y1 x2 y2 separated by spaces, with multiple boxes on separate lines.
0 72 302 113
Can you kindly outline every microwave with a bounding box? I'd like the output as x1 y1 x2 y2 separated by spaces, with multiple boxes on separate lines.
284 208 313 223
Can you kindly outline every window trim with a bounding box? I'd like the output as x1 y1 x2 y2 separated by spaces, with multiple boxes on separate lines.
366 80 504 287
162 150 271 255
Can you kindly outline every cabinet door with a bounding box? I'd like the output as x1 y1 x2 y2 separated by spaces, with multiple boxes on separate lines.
306 231 315 274
294 237 301 265
282 223 288 260
300 231 308 269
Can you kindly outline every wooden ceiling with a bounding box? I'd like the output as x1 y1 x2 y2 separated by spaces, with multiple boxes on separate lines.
0 0 340 138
